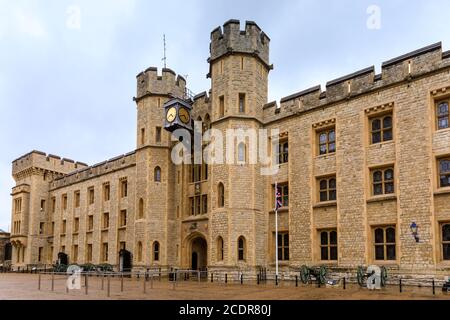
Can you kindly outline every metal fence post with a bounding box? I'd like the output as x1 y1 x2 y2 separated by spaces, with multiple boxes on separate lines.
225 273 227 284
399 278 402 293
343 277 346 290
198 271 200 283
101 275 104 290
107 276 110 297
38 273 41 290
121 273 124 292
240 273 243 285
51 272 54 291
143 275 146 293
275 275 278 286
211 273 213 283
432 279 435 295
295 275 298 287
85 273 88 295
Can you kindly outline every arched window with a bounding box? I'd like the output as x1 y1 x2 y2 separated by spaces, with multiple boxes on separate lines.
137 241 143 262
238 142 246 163
138 198 144 219
238 236 246 261
153 241 160 261
217 236 224 261
218 183 225 208
154 166 161 182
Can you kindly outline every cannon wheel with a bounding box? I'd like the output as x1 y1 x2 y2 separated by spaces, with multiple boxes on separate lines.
380 266 388 287
318 265 328 284
357 266 365 287
300 265 310 284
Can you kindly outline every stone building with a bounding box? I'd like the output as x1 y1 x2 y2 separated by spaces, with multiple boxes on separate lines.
0 229 11 267
9 20 450 278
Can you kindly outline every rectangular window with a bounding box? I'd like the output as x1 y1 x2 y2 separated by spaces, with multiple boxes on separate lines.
196 196 201 216
40 199 46 212
439 158 450 188
74 218 79 233
442 223 450 260
436 100 449 130
103 183 110 202
51 222 55 235
88 187 95 205
277 232 289 261
219 96 225 118
370 114 393 144
319 230 338 261
156 127 162 143
39 222 45 235
239 93 246 113
189 197 194 216
371 167 395 196
62 220 67 234
73 245 78 262
120 179 128 198
274 184 289 208
74 191 80 208
86 244 93 262
51 197 56 213
141 128 146 145
87 215 94 231
38 247 43 262
103 212 109 229
373 226 396 261
202 195 208 214
102 243 108 262
318 176 337 202
120 241 126 251
277 140 289 164
62 194 68 210
119 210 127 227
318 128 336 155
14 198 22 214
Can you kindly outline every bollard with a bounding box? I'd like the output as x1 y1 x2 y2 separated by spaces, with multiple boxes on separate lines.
211 273 213 283
38 273 41 290
51 272 55 291
240 274 243 285
151 274 154 289
121 274 124 292
225 273 228 284
198 271 200 283
275 275 278 286
318 279 321 288
399 278 402 293
159 268 161 281
107 276 110 297
101 275 104 290
295 275 298 287
85 273 88 295
257 274 260 285
432 279 435 295
173 274 176 290
343 277 346 290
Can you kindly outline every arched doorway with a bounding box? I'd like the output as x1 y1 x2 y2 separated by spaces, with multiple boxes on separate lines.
119 249 132 272
190 237 207 271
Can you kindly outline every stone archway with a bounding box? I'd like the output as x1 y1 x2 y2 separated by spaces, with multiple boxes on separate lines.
191 237 207 271
183 233 208 271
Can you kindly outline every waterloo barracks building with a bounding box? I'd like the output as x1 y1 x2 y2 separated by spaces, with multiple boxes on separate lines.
9 19 450 278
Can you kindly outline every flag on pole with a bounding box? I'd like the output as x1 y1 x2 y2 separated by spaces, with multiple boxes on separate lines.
275 185 283 210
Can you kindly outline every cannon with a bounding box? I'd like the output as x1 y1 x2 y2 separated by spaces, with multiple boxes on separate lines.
357 265 388 288
53 263 68 273
300 265 328 285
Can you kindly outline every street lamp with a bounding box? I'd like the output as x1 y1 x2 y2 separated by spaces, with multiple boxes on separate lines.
410 222 419 243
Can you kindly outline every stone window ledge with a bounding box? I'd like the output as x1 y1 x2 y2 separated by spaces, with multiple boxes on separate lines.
368 140 395 149
366 195 397 203
315 153 336 160
434 188 450 196
118 226 126 230
269 208 289 214
313 201 337 209
101 228 109 232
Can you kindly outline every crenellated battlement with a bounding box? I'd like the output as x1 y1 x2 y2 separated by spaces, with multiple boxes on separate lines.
12 150 88 179
263 42 450 122
135 67 186 101
210 19 270 67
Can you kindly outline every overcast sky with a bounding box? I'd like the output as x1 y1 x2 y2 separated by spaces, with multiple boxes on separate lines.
1 0 449 231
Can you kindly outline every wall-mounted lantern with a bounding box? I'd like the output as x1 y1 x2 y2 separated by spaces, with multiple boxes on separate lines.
410 222 419 243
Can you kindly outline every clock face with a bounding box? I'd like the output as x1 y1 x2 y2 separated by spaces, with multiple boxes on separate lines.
166 107 177 123
178 107 191 124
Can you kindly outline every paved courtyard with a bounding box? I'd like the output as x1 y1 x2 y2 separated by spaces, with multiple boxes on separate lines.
0 273 449 300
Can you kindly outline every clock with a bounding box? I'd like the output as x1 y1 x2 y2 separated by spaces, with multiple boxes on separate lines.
179 107 191 124
166 107 177 123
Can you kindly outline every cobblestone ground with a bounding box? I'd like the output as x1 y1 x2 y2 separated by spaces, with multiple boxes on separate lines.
0 274 448 300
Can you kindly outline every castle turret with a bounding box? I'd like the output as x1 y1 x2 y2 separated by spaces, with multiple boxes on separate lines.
208 20 271 271
209 20 271 120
